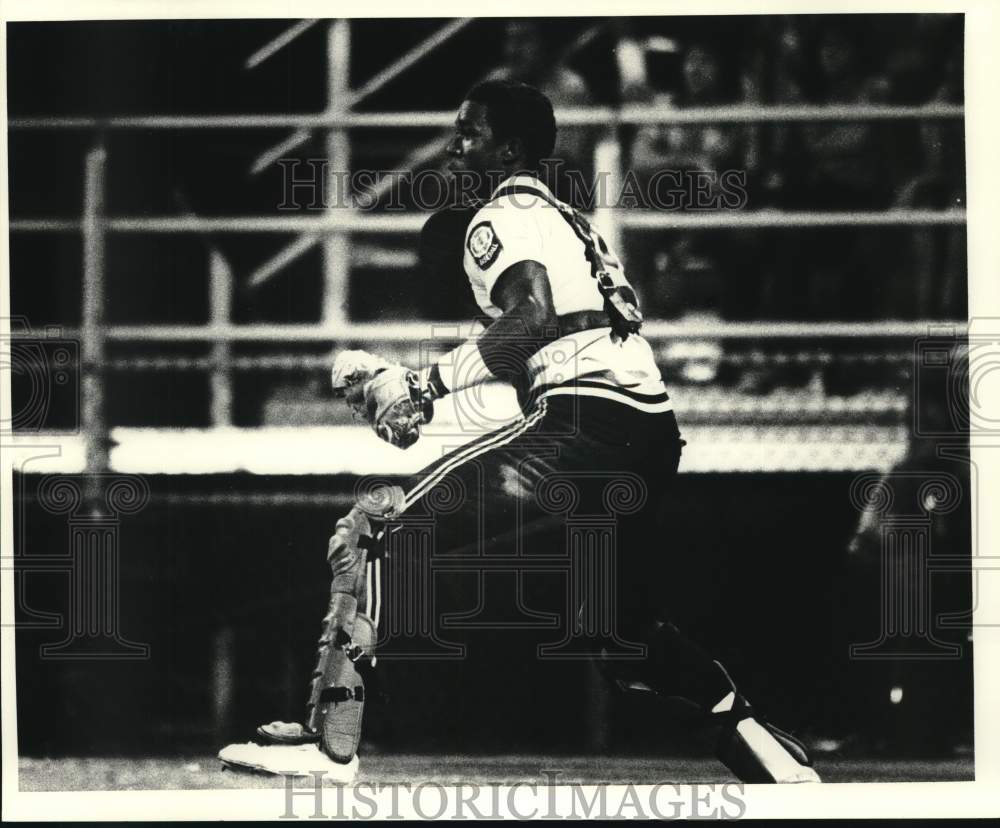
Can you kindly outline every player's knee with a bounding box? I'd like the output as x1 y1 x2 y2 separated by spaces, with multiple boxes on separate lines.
354 483 405 519
326 484 405 574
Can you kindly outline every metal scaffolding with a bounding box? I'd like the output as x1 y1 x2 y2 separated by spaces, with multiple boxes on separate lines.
8 19 969 441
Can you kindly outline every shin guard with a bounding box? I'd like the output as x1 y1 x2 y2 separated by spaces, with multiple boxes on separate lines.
305 485 402 764
306 597 377 763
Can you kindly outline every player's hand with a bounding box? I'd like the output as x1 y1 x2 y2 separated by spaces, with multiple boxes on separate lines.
362 365 434 449
331 349 393 395
331 350 437 448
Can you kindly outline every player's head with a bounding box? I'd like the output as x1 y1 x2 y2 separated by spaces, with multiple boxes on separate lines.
446 80 556 195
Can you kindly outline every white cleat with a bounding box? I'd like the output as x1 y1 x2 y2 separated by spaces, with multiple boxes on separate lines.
218 741 359 783
777 765 822 784
734 718 823 783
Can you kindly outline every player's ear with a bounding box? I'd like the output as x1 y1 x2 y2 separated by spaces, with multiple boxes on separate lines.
500 137 525 165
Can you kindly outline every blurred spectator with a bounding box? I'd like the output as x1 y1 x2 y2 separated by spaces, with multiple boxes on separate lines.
485 19 597 205
611 21 654 105
757 16 808 203
886 30 965 319
883 14 963 105
631 45 747 182
799 25 895 208
628 42 756 320
781 25 894 320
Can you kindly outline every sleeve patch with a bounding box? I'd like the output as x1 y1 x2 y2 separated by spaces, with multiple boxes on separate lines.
467 221 503 270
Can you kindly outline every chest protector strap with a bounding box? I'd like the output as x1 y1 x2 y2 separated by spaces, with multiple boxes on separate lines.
491 184 643 341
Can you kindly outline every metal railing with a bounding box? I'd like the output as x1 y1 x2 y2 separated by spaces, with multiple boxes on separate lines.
7 19 968 473
8 102 965 130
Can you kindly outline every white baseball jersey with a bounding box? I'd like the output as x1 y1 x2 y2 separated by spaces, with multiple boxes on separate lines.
462 174 671 413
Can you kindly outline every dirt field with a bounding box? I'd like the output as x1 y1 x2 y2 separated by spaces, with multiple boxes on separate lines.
18 753 974 791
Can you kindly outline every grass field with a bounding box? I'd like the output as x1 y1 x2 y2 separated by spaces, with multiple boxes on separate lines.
18 754 974 791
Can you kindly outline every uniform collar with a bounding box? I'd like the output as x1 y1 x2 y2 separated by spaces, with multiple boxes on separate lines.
489 173 553 200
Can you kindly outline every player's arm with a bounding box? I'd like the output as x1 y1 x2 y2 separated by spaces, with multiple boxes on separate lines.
420 259 558 399
330 260 556 448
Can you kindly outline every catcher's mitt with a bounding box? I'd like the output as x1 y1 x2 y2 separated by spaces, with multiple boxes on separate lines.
331 351 433 449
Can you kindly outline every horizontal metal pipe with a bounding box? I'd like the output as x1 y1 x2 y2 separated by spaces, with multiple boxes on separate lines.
9 209 967 234
9 320 966 342
9 103 965 130
95 351 914 372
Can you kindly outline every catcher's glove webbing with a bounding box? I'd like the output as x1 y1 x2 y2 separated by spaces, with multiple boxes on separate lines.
362 366 435 449
331 351 436 449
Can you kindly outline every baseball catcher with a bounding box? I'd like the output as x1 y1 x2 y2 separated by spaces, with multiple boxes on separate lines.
220 80 820 784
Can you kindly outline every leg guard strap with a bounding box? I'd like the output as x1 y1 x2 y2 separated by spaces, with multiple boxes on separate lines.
307 610 377 763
